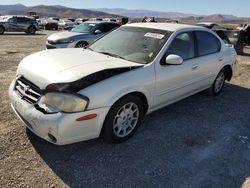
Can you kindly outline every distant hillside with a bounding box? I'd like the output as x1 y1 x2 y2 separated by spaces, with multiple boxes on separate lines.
92 8 249 23
181 14 248 24
0 4 120 18
93 8 197 18
0 4 26 14
0 4 248 23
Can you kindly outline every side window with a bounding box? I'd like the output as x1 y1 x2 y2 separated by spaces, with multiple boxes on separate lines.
8 17 17 22
105 23 119 32
96 24 105 32
16 17 24 23
166 32 195 60
195 31 221 56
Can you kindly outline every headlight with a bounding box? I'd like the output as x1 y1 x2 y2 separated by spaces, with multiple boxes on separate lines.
38 93 88 113
57 38 74 43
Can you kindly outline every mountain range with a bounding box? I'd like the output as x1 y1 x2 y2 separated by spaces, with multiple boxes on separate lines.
92 8 198 18
0 4 118 18
0 4 248 23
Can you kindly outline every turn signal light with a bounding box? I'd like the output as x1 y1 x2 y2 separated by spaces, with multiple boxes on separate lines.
76 114 97 121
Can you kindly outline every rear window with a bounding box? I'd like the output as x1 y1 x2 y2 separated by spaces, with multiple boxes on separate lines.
195 31 221 56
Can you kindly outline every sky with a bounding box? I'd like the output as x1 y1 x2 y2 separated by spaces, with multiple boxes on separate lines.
0 0 249 17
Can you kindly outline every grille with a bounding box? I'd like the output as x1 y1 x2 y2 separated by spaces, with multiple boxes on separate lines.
15 77 42 104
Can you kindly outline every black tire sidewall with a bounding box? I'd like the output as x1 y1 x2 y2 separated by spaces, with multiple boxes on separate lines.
27 26 36 34
0 26 4 34
102 95 144 143
75 41 87 48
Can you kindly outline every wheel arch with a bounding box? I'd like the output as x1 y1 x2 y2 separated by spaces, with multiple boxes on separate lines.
223 64 233 81
0 25 5 31
99 91 149 140
75 40 89 47
118 92 149 115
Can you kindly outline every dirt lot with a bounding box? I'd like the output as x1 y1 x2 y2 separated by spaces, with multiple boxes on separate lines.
0 30 250 188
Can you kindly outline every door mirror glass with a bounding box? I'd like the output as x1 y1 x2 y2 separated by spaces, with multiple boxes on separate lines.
94 30 102 34
165 54 183 65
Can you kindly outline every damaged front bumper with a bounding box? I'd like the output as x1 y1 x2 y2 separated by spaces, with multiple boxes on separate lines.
9 80 110 145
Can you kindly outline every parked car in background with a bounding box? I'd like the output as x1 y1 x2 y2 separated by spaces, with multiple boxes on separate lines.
58 19 75 30
48 17 60 22
9 23 236 145
103 18 118 22
75 18 89 25
196 22 245 54
68 18 75 22
0 15 39 35
46 21 120 49
237 23 250 45
39 18 58 30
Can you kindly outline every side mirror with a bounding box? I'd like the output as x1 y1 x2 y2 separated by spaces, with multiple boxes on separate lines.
94 30 102 34
164 54 183 65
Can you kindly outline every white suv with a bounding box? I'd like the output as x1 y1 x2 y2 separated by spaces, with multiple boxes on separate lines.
9 23 237 145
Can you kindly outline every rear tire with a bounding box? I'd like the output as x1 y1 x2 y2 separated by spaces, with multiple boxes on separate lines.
26 26 36 34
205 69 226 96
102 95 144 143
0 26 5 35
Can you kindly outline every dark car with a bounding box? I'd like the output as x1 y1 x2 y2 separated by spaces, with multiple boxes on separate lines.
0 15 39 35
196 22 245 54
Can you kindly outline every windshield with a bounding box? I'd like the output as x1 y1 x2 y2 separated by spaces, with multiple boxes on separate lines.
71 23 97 33
89 27 172 64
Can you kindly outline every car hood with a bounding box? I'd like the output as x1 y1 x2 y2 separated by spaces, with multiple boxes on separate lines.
17 48 142 90
47 31 88 41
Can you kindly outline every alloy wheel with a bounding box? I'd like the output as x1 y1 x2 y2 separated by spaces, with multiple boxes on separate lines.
113 102 139 138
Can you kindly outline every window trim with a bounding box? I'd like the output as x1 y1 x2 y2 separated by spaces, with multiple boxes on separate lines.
162 31 196 64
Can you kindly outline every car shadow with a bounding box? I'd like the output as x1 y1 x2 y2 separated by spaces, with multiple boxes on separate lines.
28 83 250 188
240 52 250 57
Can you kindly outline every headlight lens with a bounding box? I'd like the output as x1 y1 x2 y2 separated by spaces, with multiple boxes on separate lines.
57 38 74 43
38 93 88 113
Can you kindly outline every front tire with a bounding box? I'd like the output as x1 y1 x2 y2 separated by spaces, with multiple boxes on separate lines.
205 69 226 96
102 95 144 143
0 26 5 35
75 41 88 48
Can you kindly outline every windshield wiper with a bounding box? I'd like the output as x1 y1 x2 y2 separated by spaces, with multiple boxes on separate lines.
98 51 125 60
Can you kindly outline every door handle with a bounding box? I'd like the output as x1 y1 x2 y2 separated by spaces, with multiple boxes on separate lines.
192 64 199 70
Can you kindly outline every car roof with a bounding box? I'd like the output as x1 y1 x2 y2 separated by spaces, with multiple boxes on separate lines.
196 22 218 26
2 15 34 19
85 20 119 24
125 23 202 32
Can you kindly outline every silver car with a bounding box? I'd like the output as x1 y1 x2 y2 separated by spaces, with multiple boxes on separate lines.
46 21 120 49
9 23 236 145
0 15 39 35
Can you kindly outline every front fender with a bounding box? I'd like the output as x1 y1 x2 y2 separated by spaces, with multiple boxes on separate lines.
79 65 155 112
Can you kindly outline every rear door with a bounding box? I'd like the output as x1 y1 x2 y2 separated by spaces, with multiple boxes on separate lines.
192 31 223 86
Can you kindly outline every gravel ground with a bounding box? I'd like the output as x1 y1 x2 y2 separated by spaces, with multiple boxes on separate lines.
0 31 250 188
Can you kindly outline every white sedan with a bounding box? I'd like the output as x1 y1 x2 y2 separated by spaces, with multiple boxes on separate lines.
9 23 237 145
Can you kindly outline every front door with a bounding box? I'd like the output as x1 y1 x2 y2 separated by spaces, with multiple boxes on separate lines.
154 32 203 108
